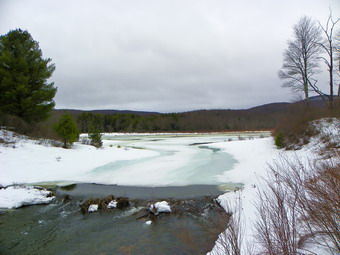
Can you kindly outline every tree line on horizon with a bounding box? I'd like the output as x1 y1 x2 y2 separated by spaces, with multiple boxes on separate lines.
75 109 279 133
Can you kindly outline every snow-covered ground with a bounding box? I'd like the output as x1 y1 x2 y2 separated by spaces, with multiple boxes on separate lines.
0 119 338 253
0 131 266 187
0 130 158 187
0 129 267 209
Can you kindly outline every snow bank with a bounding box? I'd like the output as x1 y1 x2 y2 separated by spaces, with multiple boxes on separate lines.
208 138 279 254
0 186 54 209
309 118 340 150
208 118 340 255
0 131 158 187
312 118 340 138
150 201 171 215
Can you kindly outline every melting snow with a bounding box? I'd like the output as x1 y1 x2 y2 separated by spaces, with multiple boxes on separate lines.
150 201 171 215
107 200 117 208
0 186 54 209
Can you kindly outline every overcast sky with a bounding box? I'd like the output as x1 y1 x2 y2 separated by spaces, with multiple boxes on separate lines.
1 0 339 112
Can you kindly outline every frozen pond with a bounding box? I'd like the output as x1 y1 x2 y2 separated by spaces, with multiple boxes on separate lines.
83 132 267 187
0 130 270 188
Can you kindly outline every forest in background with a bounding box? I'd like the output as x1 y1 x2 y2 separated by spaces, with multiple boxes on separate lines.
48 96 338 134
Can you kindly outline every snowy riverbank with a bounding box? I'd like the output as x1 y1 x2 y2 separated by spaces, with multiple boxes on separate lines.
0 185 54 209
0 119 338 253
208 118 339 255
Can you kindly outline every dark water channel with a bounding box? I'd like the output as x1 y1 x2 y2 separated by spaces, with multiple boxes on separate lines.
0 184 228 255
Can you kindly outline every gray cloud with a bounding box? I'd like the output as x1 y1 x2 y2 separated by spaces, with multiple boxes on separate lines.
1 0 339 112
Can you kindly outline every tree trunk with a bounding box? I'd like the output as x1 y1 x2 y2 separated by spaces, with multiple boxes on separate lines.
304 80 309 108
329 41 334 108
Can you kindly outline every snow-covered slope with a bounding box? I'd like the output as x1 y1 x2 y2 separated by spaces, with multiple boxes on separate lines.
208 118 339 255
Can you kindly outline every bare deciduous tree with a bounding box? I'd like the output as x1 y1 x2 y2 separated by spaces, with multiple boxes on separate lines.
317 11 340 107
279 16 322 107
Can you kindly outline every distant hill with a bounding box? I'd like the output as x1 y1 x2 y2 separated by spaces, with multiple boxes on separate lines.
54 95 334 116
50 96 335 132
54 109 159 116
248 102 291 113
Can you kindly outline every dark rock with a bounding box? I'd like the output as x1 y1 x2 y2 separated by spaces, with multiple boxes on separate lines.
116 197 129 209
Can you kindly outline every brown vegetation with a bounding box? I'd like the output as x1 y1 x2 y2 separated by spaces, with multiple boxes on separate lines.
273 104 340 149
255 156 340 254
80 195 129 214
0 113 59 140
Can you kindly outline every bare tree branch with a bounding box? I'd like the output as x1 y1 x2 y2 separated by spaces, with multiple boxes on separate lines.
317 9 340 106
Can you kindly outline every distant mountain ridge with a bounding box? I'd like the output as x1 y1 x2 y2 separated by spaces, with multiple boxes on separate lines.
55 95 330 116
54 109 160 116
51 95 335 132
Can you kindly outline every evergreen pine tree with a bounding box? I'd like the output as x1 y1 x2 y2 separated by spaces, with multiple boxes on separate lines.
54 113 79 148
89 129 103 148
0 29 57 122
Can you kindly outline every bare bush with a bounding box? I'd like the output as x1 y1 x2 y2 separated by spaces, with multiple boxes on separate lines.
255 157 305 254
302 159 340 253
255 155 340 254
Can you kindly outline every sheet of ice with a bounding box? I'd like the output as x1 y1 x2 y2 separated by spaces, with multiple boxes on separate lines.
86 135 239 186
0 132 240 187
88 204 98 212
0 186 54 209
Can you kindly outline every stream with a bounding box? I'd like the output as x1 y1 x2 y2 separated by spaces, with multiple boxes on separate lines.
0 184 228 255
